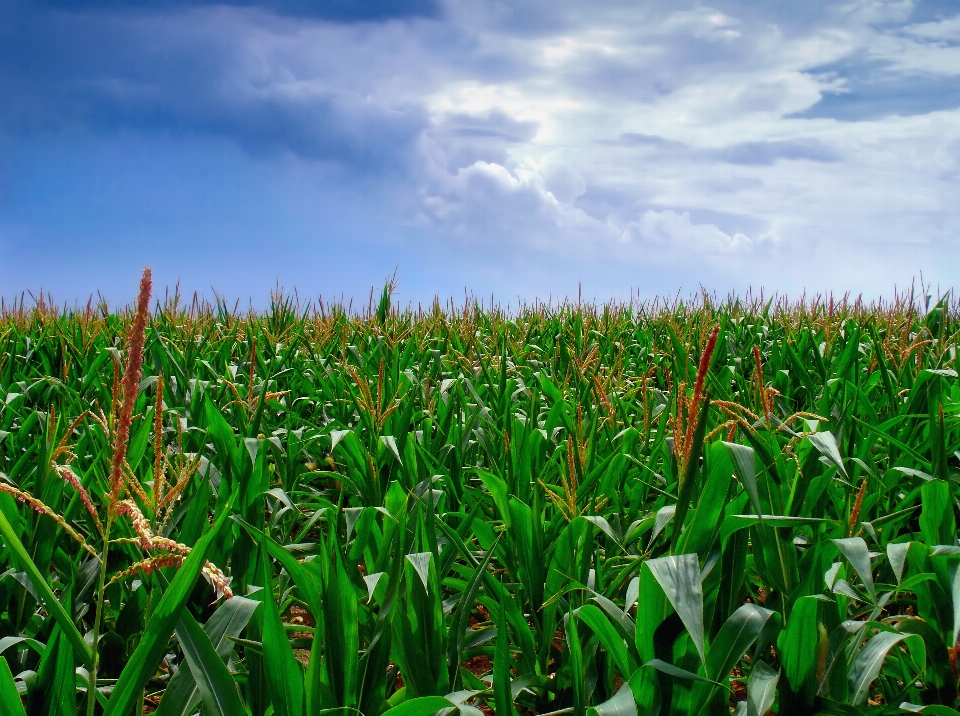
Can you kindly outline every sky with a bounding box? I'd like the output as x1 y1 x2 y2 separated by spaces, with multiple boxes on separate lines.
2 0 960 308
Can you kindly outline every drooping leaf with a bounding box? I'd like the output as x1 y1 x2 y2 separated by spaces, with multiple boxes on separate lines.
580 604 638 681
725 442 762 518
849 631 913 706
807 431 847 476
156 597 259 716
587 682 637 716
887 542 911 584
645 555 705 663
406 552 433 594
706 604 775 682
833 537 876 602
747 661 778 716
380 696 457 716
173 610 245 716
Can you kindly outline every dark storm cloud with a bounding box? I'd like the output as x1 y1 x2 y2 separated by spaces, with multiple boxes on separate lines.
36 0 441 22
0 3 431 166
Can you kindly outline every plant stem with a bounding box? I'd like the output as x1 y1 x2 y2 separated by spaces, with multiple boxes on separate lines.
87 517 113 716
135 585 155 716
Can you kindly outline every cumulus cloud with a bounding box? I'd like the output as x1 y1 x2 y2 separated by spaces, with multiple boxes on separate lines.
620 210 755 257
415 159 600 252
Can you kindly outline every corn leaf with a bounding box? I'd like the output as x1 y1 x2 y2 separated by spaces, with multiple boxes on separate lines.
104 491 236 716
173 610 245 716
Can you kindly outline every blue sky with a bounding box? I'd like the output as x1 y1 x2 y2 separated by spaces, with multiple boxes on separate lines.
2 0 959 307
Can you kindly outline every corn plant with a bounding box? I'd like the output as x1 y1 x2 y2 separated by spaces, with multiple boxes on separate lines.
1 277 959 715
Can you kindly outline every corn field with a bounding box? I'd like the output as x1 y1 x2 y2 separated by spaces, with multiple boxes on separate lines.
2 270 960 716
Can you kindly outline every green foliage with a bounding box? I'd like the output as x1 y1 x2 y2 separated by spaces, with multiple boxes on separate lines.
1 287 959 714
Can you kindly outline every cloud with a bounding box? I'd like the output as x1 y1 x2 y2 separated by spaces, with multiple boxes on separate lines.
714 139 841 165
4 0 960 303
794 73 960 120
607 134 841 165
619 209 756 259
909 0 959 23
36 0 441 22
414 156 761 268
424 110 538 171
0 4 433 166
416 160 591 243
791 52 960 120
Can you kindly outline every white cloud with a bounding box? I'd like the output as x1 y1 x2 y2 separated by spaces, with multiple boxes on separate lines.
620 210 755 257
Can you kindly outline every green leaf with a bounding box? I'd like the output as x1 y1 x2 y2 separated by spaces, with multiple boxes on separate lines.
588 683 637 716
895 617 957 706
747 661 778 716
204 394 240 474
174 610 245 716
720 514 830 543
627 665 662 714
779 595 819 706
39 613 76 716
0 505 93 668
691 604 773 715
671 394 712 549
258 550 305 716
832 537 876 602
724 442 762 518
448 535 500 688
644 555 705 664
899 705 960 715
679 442 733 556
0 656 25 716
235 518 321 618
494 593 519 716
951 561 960 649
104 491 237 716
644 658 716 683
920 480 955 548
849 630 913 706
579 604 638 681
156 597 259 716
380 696 456 716
706 604 775 682
808 431 847 477
539 373 563 403
568 607 586 716
321 532 359 708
